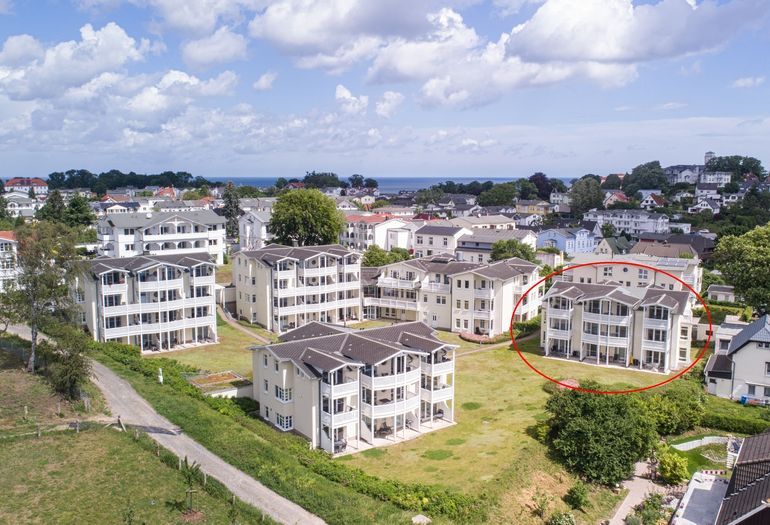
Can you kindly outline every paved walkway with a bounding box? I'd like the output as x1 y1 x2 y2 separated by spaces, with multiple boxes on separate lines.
609 462 665 525
7 324 324 525
217 305 270 344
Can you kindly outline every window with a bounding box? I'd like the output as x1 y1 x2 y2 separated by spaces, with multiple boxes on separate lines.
463 319 468 329
251 277 256 285
749 385 756 396
263 354 268 368
275 386 293 402
416 236 423 245
456 279 461 287
276 413 293 430
274 359 279 373
423 295 428 302
647 306 669 320
638 269 649 280
464 280 469 289
105 316 121 329
456 300 461 309
680 327 689 338
443 237 448 247
252 294 256 303
455 319 461 328
603 266 612 277
646 329 666 342
766 362 770 377
759 342 770 349
263 380 268 393
464 300 469 310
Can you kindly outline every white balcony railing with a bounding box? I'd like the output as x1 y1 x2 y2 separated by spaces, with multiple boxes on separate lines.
361 367 421 390
546 328 571 340
582 312 632 326
363 395 421 418
421 385 454 403
137 278 184 292
546 307 572 320
420 360 454 376
422 282 451 294
642 340 667 351
362 297 419 311
473 288 494 299
643 318 670 330
321 380 359 398
377 277 419 290
322 408 359 427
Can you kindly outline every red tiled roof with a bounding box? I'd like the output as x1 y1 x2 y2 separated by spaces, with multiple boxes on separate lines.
156 187 176 197
0 231 16 242
5 177 47 187
346 214 392 223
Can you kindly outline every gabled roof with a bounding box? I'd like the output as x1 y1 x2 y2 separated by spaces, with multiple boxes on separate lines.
708 285 735 294
717 430 770 525
99 210 226 228
278 321 350 342
415 223 465 236
5 177 47 187
705 354 733 380
240 244 356 265
728 315 770 355
0 231 16 242
90 252 213 275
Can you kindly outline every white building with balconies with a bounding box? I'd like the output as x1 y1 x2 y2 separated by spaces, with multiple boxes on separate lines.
250 321 455 455
96 210 227 264
76 253 218 353
0 231 19 292
233 244 362 333
540 281 693 373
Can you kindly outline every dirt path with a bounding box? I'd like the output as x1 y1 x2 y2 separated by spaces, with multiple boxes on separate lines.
216 305 270 344
609 462 665 525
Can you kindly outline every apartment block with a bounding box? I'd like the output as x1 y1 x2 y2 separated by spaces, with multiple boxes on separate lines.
455 229 537 264
76 253 218 352
541 281 693 373
251 321 455 455
0 231 18 292
582 209 671 236
96 210 227 264
340 215 417 252
413 223 472 258
233 244 362 333
238 210 273 250
363 254 542 336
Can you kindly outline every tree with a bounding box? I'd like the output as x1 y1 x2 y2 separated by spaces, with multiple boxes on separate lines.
707 155 766 181
180 456 201 513
514 179 539 200
275 177 288 189
363 177 378 189
415 188 444 207
28 187 36 199
490 239 537 263
222 182 240 238
477 183 517 206
362 245 410 267
657 445 689 485
714 224 770 311
564 481 590 510
268 189 345 246
528 172 554 200
0 222 80 373
601 223 616 238
36 190 66 222
303 171 343 188
546 382 657 485
41 325 92 399
623 161 668 198
64 194 96 228
349 174 364 188
700 270 725 295
628 493 665 525
569 177 604 217
0 196 10 221
723 181 740 194
601 173 623 189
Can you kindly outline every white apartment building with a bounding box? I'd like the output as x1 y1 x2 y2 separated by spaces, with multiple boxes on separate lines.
0 231 18 292
251 321 455 455
455 229 537 264
700 170 732 187
96 210 227 264
363 254 542 336
238 210 273 250
233 244 362 333
449 215 518 230
413 223 472 258
76 253 218 352
541 281 693 373
582 209 671 236
340 215 416 252
563 253 703 301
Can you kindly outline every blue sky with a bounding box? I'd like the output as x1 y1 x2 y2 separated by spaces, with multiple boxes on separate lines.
0 0 768 180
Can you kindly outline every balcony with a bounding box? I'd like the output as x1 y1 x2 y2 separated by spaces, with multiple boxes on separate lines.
473 309 494 319
101 282 126 294
546 307 572 320
422 282 451 294
421 385 454 403
474 288 494 299
321 407 359 427
300 266 338 277
377 277 419 290
362 395 421 418
138 278 184 292
642 340 667 352
420 360 454 376
581 333 630 347
546 328 571 340
362 297 419 311
644 317 670 330
274 269 295 280
361 367 421 390
582 312 632 326
321 379 359 398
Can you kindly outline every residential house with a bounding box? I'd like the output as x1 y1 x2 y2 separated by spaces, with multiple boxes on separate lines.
455 229 538 264
664 165 702 185
413 223 471 258
602 190 630 208
515 200 551 215
239 198 277 213
341 215 414 252
334 198 359 211
688 198 721 215
708 285 736 303
91 201 141 217
582 209 671 236
352 195 376 208
239 211 273 250
250 321 455 455
450 215 517 230
4 177 48 195
512 213 543 228
594 236 634 256
0 231 18 292
541 281 693 373
639 194 667 210
672 191 694 203
438 194 476 208
549 191 571 205
155 186 178 199
629 242 699 259
700 171 732 187
371 206 416 217
714 429 770 525
4 194 40 218
96 210 227 264
537 228 598 257
75 253 218 352
233 245 362 333
536 250 564 268
705 315 770 402
695 183 721 201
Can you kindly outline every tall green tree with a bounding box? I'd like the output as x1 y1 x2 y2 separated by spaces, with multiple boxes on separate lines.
528 172 553 200
362 245 411 267
714 224 770 311
349 174 364 188
601 173 623 189
36 190 66 222
64 194 96 227
268 189 345 246
601 223 616 238
477 183 517 206
222 182 240 238
623 161 668 197
415 188 444 207
363 178 378 189
490 239 537 263
569 177 604 217
0 222 80 372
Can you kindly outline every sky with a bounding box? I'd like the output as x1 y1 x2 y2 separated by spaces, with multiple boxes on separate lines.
0 0 768 180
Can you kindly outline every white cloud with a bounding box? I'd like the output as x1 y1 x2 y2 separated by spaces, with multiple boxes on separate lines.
181 26 247 68
253 71 277 91
375 91 404 118
0 23 144 100
656 101 686 110
492 0 544 16
732 76 765 88
0 35 44 66
335 84 368 115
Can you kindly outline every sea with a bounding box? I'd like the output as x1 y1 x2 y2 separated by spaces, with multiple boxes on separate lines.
206 176 573 194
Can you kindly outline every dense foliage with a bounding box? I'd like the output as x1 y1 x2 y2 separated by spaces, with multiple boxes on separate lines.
489 239 537 263
569 177 604 216
622 161 668 198
656 445 689 485
706 155 766 181
47 169 212 194
714 224 770 311
361 245 411 267
268 189 345 246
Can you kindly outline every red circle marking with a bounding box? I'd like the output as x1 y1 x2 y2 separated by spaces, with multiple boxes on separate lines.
509 261 713 395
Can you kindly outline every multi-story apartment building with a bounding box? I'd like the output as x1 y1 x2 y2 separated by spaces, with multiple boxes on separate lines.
536 228 597 257
541 281 693 373
582 209 670 236
449 215 517 230
413 224 472 258
363 254 542 336
340 215 416 252
96 210 227 264
699 170 732 187
455 229 537 264
0 231 19 292
238 210 273 250
233 244 362 333
76 253 218 352
4 177 48 195
251 321 455 454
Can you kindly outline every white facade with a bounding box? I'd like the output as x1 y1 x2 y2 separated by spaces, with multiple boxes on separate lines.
700 171 732 187
239 210 273 250
582 209 671 235
706 316 770 401
96 210 227 265
0 232 18 292
341 216 413 252
413 224 472 258
77 253 218 353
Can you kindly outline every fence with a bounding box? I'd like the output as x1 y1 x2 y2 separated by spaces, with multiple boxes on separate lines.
671 436 728 452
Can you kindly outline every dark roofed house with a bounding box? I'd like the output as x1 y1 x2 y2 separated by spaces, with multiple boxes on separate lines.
716 430 770 525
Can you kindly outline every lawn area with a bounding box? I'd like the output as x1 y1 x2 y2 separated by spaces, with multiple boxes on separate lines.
236 320 280 342
147 315 254 378
216 261 233 285
343 337 667 524
347 319 394 330
672 443 728 476
0 428 266 524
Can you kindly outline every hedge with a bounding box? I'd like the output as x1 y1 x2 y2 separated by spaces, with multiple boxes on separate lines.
458 332 511 344
701 413 770 435
95 340 489 523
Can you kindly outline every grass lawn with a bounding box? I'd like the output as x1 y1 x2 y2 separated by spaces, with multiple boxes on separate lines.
672 443 728 476
236 320 280 343
147 316 254 378
343 337 666 524
216 261 233 285
0 429 266 524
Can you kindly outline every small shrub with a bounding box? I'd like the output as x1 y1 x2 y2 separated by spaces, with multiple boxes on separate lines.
658 449 689 485
532 490 551 518
564 481 590 510
546 511 577 525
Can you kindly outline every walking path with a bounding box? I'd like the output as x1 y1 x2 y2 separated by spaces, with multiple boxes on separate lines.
7 324 325 525
609 462 665 525
456 331 538 358
217 305 271 344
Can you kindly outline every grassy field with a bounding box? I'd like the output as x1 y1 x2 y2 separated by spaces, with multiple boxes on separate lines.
672 443 727 476
343 337 668 524
0 429 265 524
216 261 233 285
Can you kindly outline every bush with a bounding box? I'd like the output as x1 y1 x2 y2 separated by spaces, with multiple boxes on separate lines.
646 380 705 435
514 316 541 336
564 481 590 510
702 412 770 435
458 332 511 344
546 512 577 525
630 493 665 525
658 448 689 485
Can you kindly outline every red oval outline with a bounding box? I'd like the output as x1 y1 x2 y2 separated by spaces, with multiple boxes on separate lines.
509 261 712 395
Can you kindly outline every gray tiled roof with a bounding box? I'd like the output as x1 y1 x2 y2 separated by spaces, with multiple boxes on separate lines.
728 315 770 355
90 252 213 275
708 284 735 294
99 209 225 228
278 321 350 342
415 224 465 236
717 430 770 525
240 244 356 264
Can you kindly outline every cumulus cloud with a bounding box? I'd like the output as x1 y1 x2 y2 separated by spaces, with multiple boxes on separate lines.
335 84 368 115
181 26 247 68
732 76 765 88
0 34 44 66
253 71 277 91
375 91 404 118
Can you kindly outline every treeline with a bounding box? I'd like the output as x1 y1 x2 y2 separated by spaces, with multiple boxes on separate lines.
47 169 213 194
276 172 378 190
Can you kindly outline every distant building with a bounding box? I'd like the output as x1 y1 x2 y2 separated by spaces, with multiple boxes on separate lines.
413 224 471 258
700 171 732 187
0 231 19 292
639 194 667 210
582 209 670 236
5 177 48 195
707 284 736 303
449 215 517 230
239 210 273 250
537 228 598 257
455 229 537 264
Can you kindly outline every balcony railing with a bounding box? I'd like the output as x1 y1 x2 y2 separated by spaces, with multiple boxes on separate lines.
321 379 359 398
641 340 667 351
361 367 420 390
546 307 571 319
582 312 632 326
420 360 454 376
362 297 419 311
420 385 454 403
473 288 494 299
643 317 670 330
377 277 419 290
422 282 451 294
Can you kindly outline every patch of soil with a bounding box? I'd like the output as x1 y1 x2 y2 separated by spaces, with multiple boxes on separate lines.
181 510 204 522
